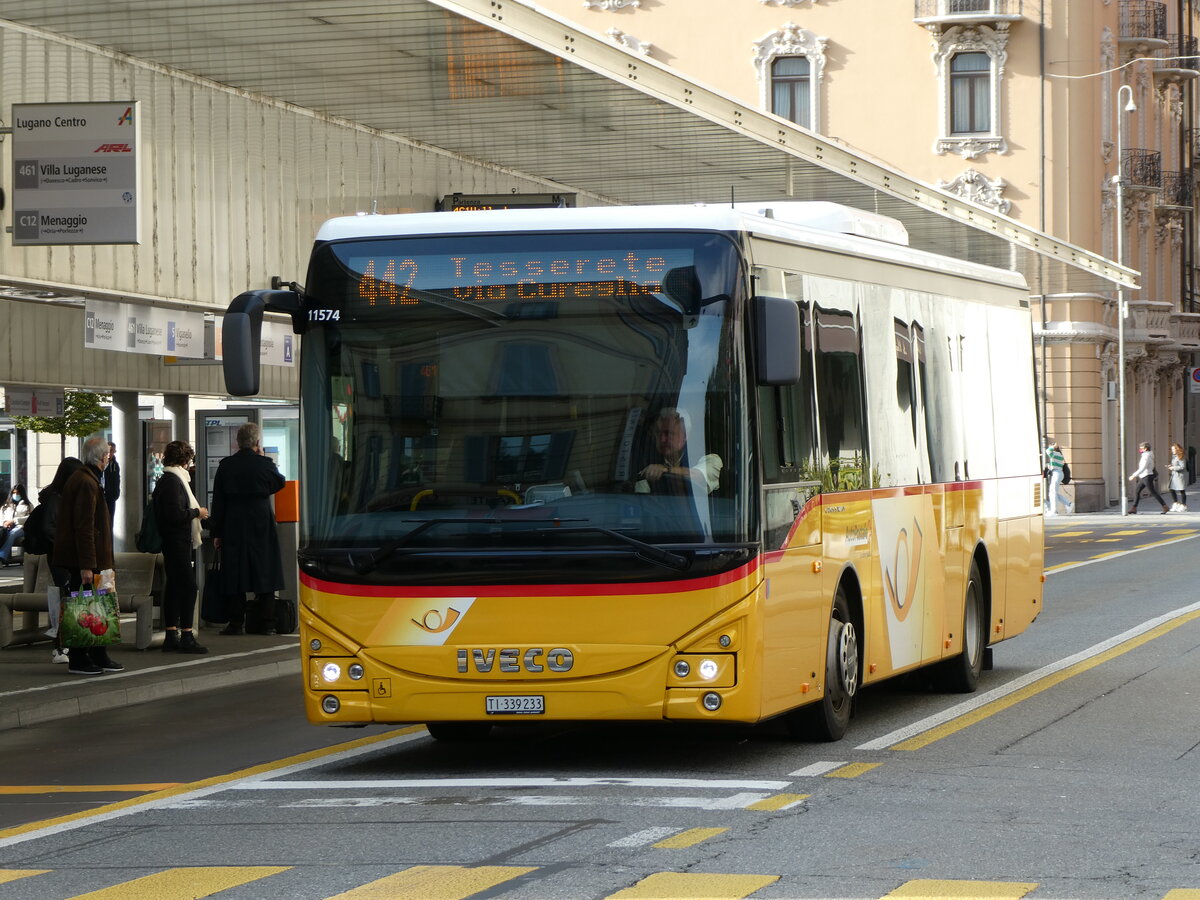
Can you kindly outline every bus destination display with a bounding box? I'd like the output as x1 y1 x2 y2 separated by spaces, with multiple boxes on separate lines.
351 249 694 305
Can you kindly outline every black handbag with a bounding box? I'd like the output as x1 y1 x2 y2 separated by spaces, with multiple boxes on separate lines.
274 596 298 635
200 556 229 624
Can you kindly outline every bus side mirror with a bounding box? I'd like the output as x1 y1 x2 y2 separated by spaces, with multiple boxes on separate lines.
222 289 301 397
755 295 801 385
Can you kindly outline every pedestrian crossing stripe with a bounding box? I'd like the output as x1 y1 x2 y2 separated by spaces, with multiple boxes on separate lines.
882 879 1037 898
607 872 778 898
744 792 809 810
0 869 49 885
825 761 882 778
326 865 537 899
652 826 728 848
68 867 291 899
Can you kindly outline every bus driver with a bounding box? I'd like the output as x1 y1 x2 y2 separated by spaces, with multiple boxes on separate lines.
636 407 723 495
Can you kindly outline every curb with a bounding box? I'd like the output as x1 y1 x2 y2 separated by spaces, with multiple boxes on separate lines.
0 646 301 732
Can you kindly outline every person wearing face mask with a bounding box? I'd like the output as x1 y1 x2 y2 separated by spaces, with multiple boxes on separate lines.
0 483 32 566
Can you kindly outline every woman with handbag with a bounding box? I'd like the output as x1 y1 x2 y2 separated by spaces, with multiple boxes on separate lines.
152 440 209 653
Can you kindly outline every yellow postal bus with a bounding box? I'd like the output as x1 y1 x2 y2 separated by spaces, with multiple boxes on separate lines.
223 202 1043 741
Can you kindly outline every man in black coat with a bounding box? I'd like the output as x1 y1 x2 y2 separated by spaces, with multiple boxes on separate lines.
209 422 286 634
103 442 121 521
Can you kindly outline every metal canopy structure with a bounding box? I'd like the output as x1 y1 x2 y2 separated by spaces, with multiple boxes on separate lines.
1 0 1135 296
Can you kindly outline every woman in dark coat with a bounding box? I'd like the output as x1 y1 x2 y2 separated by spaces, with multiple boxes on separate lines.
209 422 286 634
152 440 209 653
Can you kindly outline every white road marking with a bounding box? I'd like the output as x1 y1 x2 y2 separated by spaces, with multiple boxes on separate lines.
855 598 1200 750
280 792 771 810
235 777 793 791
787 761 847 776
608 827 681 848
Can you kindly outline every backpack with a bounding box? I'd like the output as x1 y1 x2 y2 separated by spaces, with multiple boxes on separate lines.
135 494 163 553
22 500 53 556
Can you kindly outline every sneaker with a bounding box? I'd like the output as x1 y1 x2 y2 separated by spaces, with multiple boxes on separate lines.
68 658 102 676
177 632 209 654
51 649 69 664
94 651 125 673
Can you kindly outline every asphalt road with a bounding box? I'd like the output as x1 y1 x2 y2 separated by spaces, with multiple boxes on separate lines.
2 529 1200 899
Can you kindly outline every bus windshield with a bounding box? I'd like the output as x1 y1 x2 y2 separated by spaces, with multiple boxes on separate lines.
298 229 751 583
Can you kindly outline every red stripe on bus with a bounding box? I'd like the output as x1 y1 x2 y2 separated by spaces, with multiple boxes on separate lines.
299 558 763 598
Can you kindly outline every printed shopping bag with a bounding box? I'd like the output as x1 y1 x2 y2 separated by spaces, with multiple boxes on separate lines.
59 590 121 647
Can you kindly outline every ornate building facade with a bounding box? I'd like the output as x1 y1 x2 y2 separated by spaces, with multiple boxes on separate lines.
531 0 1200 510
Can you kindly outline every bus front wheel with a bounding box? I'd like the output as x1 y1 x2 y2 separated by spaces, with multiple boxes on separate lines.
936 559 985 693
787 588 858 742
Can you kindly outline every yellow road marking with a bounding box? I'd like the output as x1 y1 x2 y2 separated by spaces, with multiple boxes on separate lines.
1048 530 1093 536
0 725 426 842
0 870 49 885
326 865 537 899
883 879 1037 898
607 872 778 898
892 610 1200 750
1163 891 1200 899
652 827 727 848
1093 538 1121 543
69 866 289 899
1088 550 1125 558
744 792 808 810
0 785 182 794
1163 530 1198 535
824 762 881 778
1107 530 1146 536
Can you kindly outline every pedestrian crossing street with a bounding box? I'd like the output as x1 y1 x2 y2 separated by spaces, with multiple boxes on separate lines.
3 867 1200 899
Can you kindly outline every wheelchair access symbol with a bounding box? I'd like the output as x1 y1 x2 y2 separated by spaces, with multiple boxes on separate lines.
372 678 392 698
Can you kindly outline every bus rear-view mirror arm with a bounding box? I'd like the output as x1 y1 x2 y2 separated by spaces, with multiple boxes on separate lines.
754 295 801 386
222 288 302 397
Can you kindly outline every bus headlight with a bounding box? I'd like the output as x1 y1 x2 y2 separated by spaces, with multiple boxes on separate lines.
673 659 691 677
348 664 364 680
702 692 722 711
309 639 322 652
322 663 342 683
321 695 341 714
698 658 719 680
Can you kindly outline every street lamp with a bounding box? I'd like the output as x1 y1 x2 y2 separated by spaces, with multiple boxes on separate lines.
1115 83 1136 514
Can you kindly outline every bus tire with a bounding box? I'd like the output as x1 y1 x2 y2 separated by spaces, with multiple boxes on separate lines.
426 722 493 742
936 559 985 693
788 587 858 742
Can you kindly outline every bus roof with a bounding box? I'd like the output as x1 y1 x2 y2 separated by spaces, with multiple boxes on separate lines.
315 203 1029 291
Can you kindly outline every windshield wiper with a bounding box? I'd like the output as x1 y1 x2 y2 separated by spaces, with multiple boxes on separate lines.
348 517 689 575
537 521 689 572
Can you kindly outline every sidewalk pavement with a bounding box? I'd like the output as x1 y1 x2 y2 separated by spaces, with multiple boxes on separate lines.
2 495 1195 732
0 605 300 731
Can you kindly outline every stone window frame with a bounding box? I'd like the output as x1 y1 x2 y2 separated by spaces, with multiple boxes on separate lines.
931 23 1010 159
754 23 828 132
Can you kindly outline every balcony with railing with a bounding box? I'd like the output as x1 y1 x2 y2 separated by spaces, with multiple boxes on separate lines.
913 0 1023 27
1121 148 1163 190
1119 1 1168 48
1151 34 1200 81
1158 171 1193 208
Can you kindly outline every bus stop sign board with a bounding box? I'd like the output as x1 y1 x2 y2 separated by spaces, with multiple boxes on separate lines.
11 101 140 245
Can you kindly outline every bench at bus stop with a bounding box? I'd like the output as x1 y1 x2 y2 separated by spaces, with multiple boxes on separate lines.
0 552 165 650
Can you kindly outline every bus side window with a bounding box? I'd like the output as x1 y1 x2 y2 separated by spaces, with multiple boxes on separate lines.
814 305 869 491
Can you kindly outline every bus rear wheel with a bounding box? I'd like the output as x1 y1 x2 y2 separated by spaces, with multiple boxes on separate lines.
936 559 985 693
426 722 493 742
787 588 858 742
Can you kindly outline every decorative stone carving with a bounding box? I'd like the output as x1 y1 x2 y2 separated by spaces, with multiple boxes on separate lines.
606 28 653 55
931 23 1010 158
584 0 641 9
753 23 828 130
936 168 1011 213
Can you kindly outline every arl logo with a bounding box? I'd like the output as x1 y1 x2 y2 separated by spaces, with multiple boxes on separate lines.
116 106 133 126
95 144 133 153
